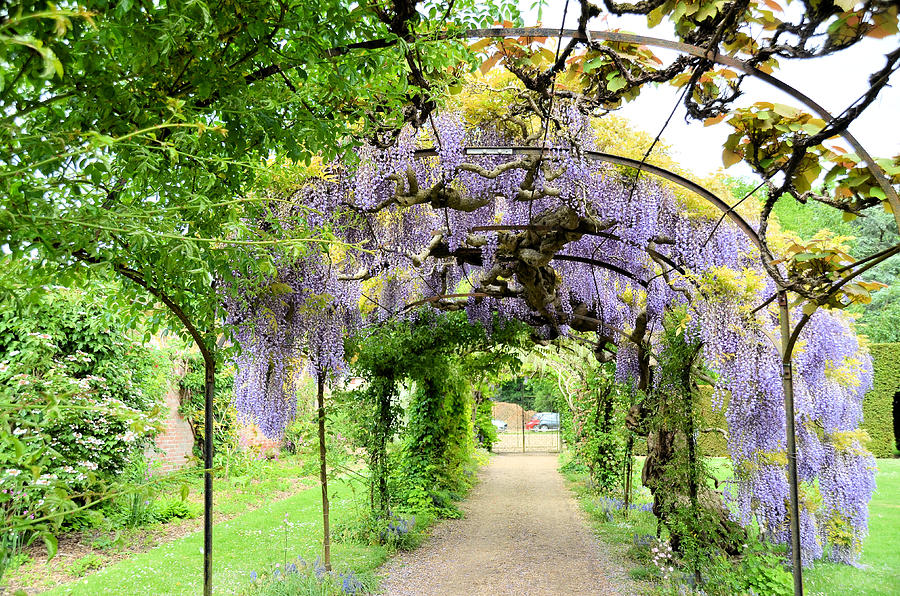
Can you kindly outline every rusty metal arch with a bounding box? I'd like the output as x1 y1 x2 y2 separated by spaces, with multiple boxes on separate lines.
330 27 899 226
464 28 900 227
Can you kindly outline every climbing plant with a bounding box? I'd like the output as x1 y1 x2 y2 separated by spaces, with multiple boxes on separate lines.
222 74 884 568
342 310 528 518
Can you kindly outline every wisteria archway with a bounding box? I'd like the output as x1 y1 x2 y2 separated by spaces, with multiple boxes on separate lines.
225 96 877 568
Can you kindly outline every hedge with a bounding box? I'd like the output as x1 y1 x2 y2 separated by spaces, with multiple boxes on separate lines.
862 343 899 458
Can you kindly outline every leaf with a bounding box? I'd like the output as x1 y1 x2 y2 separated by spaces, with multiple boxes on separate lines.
722 148 742 168
772 103 801 118
582 57 606 74
468 38 492 53
833 0 857 11
44 533 58 560
704 114 726 126
478 52 502 75
857 280 888 291
607 76 628 92
647 5 665 28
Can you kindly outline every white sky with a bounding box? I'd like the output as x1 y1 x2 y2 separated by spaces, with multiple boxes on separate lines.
519 2 900 178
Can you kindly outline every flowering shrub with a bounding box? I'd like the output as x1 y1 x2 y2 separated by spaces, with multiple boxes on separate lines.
0 287 168 578
333 509 427 552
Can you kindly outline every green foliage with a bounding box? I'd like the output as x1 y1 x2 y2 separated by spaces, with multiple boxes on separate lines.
861 343 899 457
153 497 201 523
244 564 376 596
343 310 529 517
0 0 521 386
858 285 900 343
67 553 104 578
748 177 900 343
473 398 497 452
769 189 854 242
0 284 168 583
652 544 794 596
333 509 429 552
494 374 560 410
569 364 629 492
177 354 238 459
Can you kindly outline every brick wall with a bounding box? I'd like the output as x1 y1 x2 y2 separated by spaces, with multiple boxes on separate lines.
237 423 281 456
147 361 284 471
147 382 195 473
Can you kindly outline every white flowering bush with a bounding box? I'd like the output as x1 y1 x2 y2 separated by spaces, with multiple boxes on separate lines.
0 288 168 578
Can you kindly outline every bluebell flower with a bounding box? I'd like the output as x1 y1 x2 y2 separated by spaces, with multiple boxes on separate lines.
314 556 326 580
341 570 363 594
249 571 257 581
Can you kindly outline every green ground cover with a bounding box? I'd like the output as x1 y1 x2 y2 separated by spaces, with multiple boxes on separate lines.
564 454 900 595
5 454 318 594
46 477 383 596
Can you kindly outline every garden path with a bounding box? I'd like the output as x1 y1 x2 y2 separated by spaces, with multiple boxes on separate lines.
378 453 636 595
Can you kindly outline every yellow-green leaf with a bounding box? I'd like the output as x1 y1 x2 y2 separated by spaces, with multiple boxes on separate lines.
722 148 742 168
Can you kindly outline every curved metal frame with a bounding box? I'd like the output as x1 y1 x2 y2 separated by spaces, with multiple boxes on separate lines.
413 142 807 592
463 28 900 228
326 27 900 595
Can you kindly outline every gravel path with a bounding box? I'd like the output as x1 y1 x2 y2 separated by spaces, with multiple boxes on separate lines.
378 453 637 596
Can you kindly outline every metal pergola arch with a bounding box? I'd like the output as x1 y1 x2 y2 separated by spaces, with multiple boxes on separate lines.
330 27 900 227
407 142 812 591
194 29 899 596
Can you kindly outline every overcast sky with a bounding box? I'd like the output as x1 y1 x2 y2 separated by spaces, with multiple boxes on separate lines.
518 3 900 178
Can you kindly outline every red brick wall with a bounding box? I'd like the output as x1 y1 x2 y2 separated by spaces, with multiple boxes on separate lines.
237 423 281 456
147 364 284 472
147 383 195 473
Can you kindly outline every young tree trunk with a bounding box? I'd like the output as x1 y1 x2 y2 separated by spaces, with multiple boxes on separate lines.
316 372 332 571
623 435 634 518
202 351 216 596
375 379 391 515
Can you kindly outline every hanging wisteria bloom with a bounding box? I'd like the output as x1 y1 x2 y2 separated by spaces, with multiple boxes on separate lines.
223 97 878 564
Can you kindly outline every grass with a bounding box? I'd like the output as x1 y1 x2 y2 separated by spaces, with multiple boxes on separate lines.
4 454 321 594
563 452 900 595
45 477 384 596
805 458 900 595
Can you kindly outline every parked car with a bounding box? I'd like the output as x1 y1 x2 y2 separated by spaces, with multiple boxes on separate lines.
525 412 560 431
491 419 508 433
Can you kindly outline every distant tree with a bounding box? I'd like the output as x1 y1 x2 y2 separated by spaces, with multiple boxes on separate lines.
494 375 561 412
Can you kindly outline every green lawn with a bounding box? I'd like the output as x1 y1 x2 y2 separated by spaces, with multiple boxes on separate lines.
805 458 900 595
564 454 900 595
46 478 385 596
